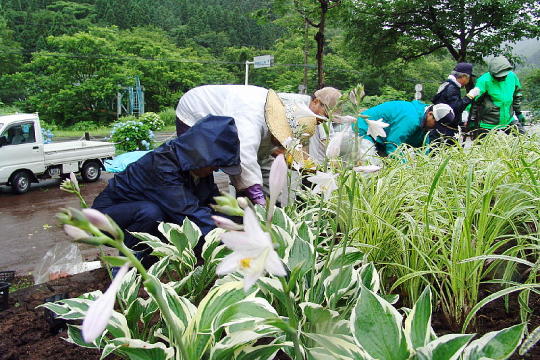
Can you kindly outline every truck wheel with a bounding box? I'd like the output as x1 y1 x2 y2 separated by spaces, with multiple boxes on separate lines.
81 162 101 182
11 171 31 194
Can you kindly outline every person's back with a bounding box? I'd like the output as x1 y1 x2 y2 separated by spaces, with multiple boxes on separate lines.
470 56 524 133
358 100 428 155
430 63 478 145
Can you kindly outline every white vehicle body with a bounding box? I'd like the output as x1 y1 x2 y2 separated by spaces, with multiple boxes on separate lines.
0 113 115 194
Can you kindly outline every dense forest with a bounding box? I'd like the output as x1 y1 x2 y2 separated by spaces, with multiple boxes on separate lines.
0 0 539 127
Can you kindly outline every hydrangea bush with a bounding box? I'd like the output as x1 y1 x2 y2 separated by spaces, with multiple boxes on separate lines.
108 118 155 153
139 112 165 131
41 128 54 144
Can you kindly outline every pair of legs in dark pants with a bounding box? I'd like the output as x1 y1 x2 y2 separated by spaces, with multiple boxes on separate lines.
92 191 171 267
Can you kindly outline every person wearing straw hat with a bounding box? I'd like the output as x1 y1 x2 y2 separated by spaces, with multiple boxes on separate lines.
175 84 318 206
278 87 342 164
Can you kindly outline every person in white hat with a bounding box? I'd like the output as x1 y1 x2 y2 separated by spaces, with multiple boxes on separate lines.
175 85 318 206
355 100 454 162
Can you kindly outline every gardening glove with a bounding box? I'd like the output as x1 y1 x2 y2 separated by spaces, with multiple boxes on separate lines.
466 87 480 99
245 184 266 206
517 113 526 124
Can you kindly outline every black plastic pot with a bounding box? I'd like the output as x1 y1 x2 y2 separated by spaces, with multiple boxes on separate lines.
0 282 10 311
44 293 71 334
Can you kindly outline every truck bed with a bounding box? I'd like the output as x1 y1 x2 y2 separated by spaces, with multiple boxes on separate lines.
44 140 115 165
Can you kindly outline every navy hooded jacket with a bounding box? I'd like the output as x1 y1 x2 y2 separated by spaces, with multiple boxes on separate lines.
93 115 241 236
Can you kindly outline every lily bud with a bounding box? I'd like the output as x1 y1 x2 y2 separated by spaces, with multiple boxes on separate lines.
212 216 244 231
69 172 80 192
63 224 90 240
237 197 249 209
211 204 244 217
82 209 120 238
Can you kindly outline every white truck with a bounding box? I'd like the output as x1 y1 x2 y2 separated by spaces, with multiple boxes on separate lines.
0 113 115 194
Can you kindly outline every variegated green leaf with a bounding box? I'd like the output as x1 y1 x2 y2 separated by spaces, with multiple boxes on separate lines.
303 333 369 359
412 333 473 360
257 277 288 306
284 235 315 279
210 328 283 360
405 286 433 348
324 266 357 309
359 262 380 294
236 342 291 360
300 302 339 324
351 285 411 360
101 338 174 360
118 267 141 307
462 323 525 360
211 297 279 333
144 275 196 335
65 324 100 349
519 324 540 355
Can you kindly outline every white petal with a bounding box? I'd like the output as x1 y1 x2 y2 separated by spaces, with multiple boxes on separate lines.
326 131 345 159
220 232 259 251
265 251 287 276
333 115 357 124
242 273 262 291
243 208 273 247
353 165 381 173
216 252 243 275
82 263 129 342
269 154 287 207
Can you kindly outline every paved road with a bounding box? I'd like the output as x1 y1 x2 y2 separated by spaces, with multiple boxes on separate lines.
0 170 230 277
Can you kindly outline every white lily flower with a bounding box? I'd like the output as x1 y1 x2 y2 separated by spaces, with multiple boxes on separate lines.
216 207 286 291
212 215 244 231
282 137 302 151
294 102 327 121
333 115 357 124
306 171 339 200
326 130 346 159
353 165 381 173
69 172 80 192
365 118 389 139
82 262 130 343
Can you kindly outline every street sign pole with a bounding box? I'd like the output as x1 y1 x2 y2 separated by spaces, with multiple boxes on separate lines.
245 61 255 85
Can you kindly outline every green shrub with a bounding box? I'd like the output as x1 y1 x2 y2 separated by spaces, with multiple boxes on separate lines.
139 111 165 131
158 108 176 127
108 118 155 152
67 121 102 132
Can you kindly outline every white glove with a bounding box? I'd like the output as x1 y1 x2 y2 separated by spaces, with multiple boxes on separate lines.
467 87 480 99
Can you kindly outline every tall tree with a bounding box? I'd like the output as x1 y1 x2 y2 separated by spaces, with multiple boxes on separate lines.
274 0 343 89
341 0 540 64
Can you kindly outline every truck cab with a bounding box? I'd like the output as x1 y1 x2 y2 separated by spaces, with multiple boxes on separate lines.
0 113 115 194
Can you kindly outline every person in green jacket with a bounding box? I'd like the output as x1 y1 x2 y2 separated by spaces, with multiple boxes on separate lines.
354 100 454 163
469 56 526 135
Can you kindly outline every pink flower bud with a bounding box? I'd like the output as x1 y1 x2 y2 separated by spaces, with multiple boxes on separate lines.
82 208 119 238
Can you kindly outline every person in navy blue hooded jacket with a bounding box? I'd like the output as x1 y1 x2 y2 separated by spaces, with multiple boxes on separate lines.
92 115 241 264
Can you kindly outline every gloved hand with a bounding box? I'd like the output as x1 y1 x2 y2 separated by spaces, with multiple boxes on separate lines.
517 113 526 124
466 87 480 99
245 184 266 206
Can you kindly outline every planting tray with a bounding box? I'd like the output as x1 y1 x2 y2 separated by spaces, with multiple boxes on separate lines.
0 271 15 311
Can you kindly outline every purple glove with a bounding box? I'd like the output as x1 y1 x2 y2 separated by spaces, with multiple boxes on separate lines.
246 184 266 206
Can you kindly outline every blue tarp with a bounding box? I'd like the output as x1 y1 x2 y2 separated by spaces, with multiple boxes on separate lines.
104 150 151 172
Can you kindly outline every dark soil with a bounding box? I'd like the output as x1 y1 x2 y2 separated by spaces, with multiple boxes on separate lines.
1 269 539 360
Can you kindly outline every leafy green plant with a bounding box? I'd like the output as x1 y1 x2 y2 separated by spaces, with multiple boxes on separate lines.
158 108 177 127
109 117 155 152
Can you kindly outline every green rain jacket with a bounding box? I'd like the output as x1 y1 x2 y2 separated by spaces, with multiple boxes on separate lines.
356 100 429 156
470 57 523 129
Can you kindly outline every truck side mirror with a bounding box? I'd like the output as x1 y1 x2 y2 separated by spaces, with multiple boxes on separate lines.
0 135 6 147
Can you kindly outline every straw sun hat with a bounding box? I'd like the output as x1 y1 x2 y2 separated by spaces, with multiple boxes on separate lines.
264 89 316 165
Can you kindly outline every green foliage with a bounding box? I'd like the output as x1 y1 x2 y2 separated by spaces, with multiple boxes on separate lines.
139 112 164 131
109 117 155 152
158 108 176 127
341 0 540 64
